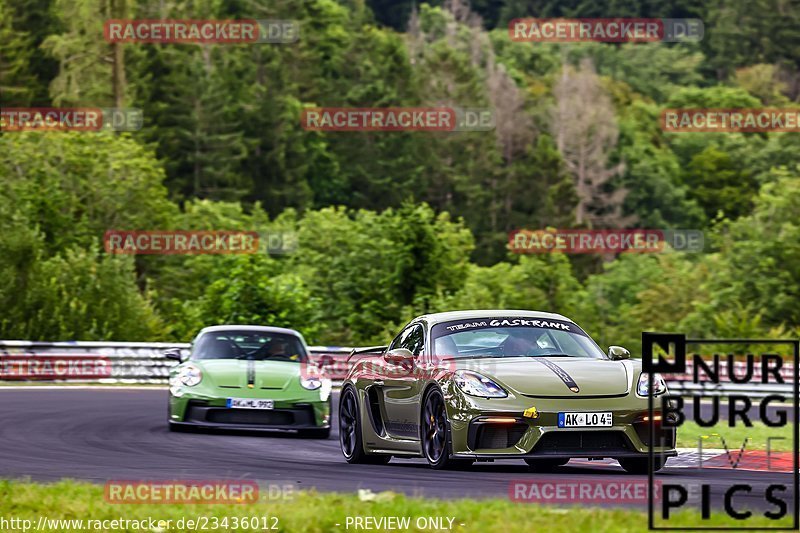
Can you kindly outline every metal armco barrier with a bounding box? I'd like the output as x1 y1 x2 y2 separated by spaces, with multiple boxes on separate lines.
664 358 795 398
0 340 189 382
0 340 794 397
0 341 354 383
664 381 792 398
308 346 354 381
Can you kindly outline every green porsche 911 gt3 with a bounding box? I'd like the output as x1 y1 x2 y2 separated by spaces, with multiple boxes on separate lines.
168 325 331 438
339 310 676 472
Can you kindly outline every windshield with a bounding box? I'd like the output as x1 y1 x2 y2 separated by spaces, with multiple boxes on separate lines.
191 330 307 362
430 318 605 359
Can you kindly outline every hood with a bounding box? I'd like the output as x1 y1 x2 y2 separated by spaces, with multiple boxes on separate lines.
455 357 631 397
195 359 299 390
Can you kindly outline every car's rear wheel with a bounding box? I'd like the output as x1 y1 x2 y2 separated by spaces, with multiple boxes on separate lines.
618 457 665 474
524 458 569 471
421 388 471 470
339 386 390 464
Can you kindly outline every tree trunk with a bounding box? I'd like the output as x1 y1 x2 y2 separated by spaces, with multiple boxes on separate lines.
110 0 126 109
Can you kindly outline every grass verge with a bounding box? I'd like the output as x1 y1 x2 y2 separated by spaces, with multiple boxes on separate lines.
0 480 794 532
677 420 795 451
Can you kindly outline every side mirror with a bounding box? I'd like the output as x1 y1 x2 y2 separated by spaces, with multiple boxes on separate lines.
384 348 414 364
164 348 183 362
608 345 631 360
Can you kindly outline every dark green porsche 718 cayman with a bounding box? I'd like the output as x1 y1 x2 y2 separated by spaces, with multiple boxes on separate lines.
167 325 331 437
339 310 676 472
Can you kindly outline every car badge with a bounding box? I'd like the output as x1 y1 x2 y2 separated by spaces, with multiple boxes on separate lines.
247 384 254 389
523 406 539 419
570 386 580 393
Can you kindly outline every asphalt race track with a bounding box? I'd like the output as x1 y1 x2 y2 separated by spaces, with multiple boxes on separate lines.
0 389 794 513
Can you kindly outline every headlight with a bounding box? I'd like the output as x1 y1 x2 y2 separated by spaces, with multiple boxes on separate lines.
637 372 667 397
301 375 333 401
178 364 202 387
453 370 507 398
300 375 322 390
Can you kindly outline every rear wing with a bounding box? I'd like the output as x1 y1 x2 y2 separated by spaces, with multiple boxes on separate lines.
347 345 388 363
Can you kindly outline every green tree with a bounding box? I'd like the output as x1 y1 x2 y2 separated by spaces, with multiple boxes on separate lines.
42 0 129 106
734 64 791 104
137 45 249 200
285 204 473 344
180 254 323 342
3 0 62 105
665 86 761 109
0 0 38 105
703 0 800 80
433 253 585 325
682 146 758 221
702 170 800 327
613 92 704 228
0 132 176 253
566 42 705 103
0 243 164 341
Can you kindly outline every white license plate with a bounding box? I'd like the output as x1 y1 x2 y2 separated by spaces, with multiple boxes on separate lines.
558 412 612 427
226 398 274 410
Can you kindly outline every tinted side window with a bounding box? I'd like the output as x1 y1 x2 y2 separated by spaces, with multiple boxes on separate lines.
399 325 424 357
389 330 406 351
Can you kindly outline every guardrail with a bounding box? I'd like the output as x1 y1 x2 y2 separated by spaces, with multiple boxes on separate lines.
0 341 352 383
0 341 794 398
663 381 793 398
663 358 795 398
0 340 189 382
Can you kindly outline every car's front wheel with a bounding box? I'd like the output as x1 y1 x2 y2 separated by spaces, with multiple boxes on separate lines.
339 386 390 464
618 457 665 474
421 388 472 470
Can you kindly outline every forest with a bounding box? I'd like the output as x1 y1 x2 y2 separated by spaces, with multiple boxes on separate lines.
1 0 798 353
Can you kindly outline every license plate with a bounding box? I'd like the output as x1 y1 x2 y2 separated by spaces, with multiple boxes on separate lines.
226 398 274 410
558 412 612 427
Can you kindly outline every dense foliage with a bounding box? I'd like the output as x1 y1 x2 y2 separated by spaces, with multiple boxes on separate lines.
1 0 798 352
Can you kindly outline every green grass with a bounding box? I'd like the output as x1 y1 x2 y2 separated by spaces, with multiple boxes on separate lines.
677 420 795 451
0 480 794 532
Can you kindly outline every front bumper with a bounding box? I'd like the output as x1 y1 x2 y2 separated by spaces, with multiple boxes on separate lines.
170 391 331 430
446 387 676 459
